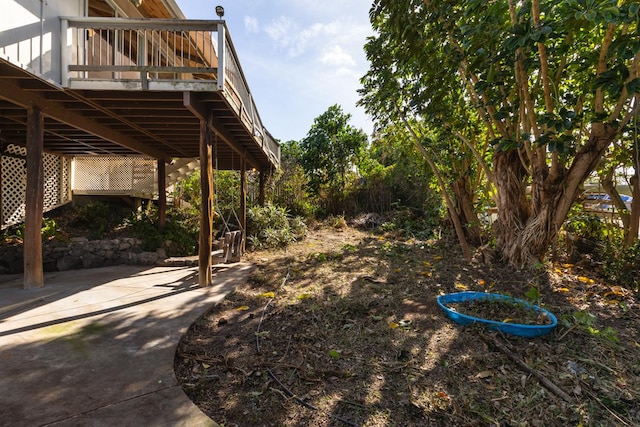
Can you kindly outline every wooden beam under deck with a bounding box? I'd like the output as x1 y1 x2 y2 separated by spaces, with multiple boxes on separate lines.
0 79 170 161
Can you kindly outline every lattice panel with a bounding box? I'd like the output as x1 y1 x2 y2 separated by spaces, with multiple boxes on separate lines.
60 157 71 204
1 144 27 227
1 145 72 227
73 156 156 194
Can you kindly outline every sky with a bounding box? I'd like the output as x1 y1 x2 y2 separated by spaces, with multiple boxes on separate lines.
175 0 375 143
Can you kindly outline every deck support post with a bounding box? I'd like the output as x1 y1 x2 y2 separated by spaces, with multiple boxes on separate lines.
157 159 166 230
198 115 214 286
240 155 247 252
0 140 3 225
24 106 45 289
258 170 267 207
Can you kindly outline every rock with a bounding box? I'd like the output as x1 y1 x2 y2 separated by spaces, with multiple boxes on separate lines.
156 247 167 260
81 253 106 268
57 255 82 271
137 252 158 265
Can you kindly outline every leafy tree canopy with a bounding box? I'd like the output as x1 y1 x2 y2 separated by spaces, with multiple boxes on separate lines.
300 104 368 195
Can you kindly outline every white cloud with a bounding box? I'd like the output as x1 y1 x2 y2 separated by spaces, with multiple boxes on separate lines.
264 16 296 46
318 44 356 67
175 0 375 140
244 16 259 33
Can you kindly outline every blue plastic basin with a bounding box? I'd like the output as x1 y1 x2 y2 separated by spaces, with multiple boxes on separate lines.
437 292 558 338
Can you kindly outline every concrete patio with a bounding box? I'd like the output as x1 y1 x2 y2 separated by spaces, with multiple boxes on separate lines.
0 263 253 426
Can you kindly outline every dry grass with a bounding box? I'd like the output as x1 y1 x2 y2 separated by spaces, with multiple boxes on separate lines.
175 225 640 427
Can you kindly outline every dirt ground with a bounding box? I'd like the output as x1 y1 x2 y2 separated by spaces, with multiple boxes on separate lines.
174 225 639 427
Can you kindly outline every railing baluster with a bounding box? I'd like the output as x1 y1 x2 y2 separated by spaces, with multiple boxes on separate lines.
55 17 279 164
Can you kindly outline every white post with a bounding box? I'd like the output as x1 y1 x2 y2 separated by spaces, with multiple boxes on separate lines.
217 22 225 91
60 18 68 87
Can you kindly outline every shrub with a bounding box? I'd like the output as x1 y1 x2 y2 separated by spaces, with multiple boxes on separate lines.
125 205 199 255
601 241 640 290
246 203 307 250
74 201 129 239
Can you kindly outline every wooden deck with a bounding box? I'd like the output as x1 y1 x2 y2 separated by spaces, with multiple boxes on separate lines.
0 17 279 171
1 14 278 288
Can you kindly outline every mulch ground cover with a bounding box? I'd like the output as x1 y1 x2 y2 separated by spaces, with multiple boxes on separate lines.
175 225 640 427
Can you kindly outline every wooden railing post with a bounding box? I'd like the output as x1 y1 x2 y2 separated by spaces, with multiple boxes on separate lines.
60 18 68 86
217 22 225 91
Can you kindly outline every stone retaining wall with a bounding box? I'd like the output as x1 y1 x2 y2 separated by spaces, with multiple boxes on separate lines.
0 237 166 274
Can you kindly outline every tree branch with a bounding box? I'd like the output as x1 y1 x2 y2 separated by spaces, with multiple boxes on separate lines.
595 24 616 114
398 111 472 260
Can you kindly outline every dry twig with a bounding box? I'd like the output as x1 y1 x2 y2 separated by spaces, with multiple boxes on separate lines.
479 332 574 403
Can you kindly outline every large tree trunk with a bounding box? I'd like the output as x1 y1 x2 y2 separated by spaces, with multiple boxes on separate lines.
495 123 618 267
493 150 531 265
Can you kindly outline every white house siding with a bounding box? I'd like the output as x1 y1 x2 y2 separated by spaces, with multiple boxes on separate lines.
0 0 84 83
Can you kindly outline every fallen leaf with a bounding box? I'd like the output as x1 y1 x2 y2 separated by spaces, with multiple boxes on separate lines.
556 288 570 293
296 293 312 300
577 276 590 283
235 305 250 311
329 349 341 358
423 261 432 267
475 370 493 379
259 291 276 298
433 255 443 261
477 279 486 286
454 283 468 290
389 322 399 329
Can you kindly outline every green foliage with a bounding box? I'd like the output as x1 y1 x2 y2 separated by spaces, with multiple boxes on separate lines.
561 310 620 344
268 140 317 218
601 241 640 290
174 170 201 206
125 205 199 255
75 201 129 240
564 212 607 241
1 217 60 243
299 105 368 214
563 206 638 290
377 208 440 240
326 215 347 230
246 203 307 250
41 218 59 241
358 126 443 215
360 0 639 266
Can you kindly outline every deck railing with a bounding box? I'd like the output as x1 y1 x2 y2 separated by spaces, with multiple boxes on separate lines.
58 17 278 167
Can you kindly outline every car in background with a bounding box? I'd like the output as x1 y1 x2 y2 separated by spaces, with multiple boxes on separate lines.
582 191 633 212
